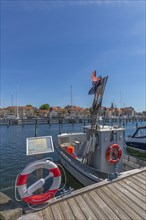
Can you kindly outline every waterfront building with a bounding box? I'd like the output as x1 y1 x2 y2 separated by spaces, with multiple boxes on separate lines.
0 108 6 118
120 107 135 117
38 109 50 118
5 106 37 118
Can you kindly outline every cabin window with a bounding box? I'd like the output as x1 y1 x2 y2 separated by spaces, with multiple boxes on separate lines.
134 128 146 138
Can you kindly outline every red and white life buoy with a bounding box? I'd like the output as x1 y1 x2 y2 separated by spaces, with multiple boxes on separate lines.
17 160 61 205
106 144 122 164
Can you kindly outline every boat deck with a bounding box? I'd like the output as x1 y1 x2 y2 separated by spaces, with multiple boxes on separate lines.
33 167 146 220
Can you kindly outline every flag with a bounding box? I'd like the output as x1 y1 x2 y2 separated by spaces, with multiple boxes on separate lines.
88 71 102 95
92 71 102 82
92 76 108 111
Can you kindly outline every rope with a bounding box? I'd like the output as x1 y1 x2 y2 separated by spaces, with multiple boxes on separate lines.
15 173 22 202
57 164 67 191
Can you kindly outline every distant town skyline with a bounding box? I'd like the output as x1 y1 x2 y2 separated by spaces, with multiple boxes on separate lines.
1 103 144 114
1 1 145 112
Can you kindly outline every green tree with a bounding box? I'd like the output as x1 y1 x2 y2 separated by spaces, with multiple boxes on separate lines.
26 104 32 107
89 107 94 114
39 104 50 110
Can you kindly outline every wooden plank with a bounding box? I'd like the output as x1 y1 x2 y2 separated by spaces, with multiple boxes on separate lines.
75 195 97 219
97 187 131 220
133 174 146 185
42 206 54 220
122 178 146 195
118 180 146 202
36 210 44 220
108 184 145 219
137 172 146 181
67 198 86 220
142 171 146 176
89 190 120 220
130 176 146 190
59 200 75 220
51 203 65 220
82 193 108 219
113 181 145 210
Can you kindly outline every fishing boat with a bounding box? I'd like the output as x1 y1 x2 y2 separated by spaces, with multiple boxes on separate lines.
56 71 125 186
126 126 146 151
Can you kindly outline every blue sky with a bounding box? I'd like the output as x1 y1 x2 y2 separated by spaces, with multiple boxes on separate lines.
1 0 145 112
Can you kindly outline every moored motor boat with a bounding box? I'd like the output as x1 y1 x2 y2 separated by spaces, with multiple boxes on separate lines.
56 71 125 186
126 126 146 151
56 124 125 186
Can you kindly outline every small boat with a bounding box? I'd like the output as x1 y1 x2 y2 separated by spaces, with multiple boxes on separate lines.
56 72 125 186
56 125 125 186
126 126 146 151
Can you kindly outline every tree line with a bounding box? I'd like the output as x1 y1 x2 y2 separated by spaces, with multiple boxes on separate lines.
26 104 50 110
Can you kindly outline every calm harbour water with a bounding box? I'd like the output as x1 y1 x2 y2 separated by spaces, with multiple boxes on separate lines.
0 121 145 202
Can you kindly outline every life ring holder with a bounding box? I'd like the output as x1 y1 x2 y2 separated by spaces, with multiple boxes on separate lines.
16 159 61 206
106 144 122 164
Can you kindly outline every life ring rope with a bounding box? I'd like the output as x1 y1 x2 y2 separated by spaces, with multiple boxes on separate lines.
106 144 122 164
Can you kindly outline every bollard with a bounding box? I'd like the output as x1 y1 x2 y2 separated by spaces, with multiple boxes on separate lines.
7 120 10 128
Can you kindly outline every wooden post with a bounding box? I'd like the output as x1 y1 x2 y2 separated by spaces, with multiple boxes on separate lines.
58 112 62 134
35 118 38 137
7 120 10 128
83 112 86 133
59 120 61 134
36 155 43 194
35 118 43 194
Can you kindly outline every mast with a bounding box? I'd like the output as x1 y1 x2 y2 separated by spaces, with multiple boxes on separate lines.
16 85 19 119
88 72 108 128
70 85 73 106
11 95 13 106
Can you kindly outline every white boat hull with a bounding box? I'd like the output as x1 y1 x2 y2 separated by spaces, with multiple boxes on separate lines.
57 126 125 186
59 152 96 186
56 146 108 186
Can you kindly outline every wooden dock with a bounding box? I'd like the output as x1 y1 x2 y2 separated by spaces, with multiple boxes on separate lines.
22 167 146 220
36 167 146 220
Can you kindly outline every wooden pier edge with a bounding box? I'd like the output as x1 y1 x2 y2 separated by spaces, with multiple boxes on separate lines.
48 166 146 205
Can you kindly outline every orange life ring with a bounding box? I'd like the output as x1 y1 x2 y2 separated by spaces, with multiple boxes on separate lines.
106 144 122 164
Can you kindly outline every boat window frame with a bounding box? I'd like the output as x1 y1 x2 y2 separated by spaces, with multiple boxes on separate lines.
132 127 146 139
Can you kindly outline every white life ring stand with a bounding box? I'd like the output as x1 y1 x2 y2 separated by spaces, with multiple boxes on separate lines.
16 160 61 205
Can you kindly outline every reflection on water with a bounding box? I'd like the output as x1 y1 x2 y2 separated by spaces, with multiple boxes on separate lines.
0 121 144 201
